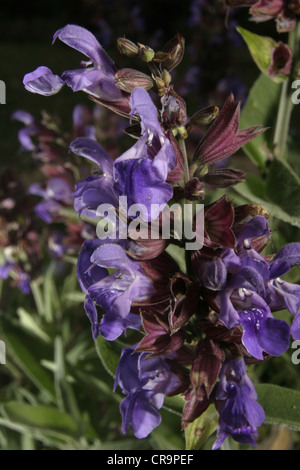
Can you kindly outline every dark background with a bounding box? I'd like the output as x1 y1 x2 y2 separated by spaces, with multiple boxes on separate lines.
0 0 283 172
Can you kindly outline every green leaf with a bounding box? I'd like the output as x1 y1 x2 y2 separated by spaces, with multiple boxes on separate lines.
237 27 285 84
0 319 56 400
73 369 121 403
0 417 79 450
30 280 45 317
95 335 123 378
1 402 80 436
184 404 219 450
163 395 185 416
16 308 51 343
256 384 300 431
240 73 281 169
151 409 185 450
233 178 300 228
44 262 61 322
63 292 86 303
266 158 300 216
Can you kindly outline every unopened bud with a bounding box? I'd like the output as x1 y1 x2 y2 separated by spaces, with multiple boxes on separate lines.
201 168 246 188
162 33 185 71
117 38 139 57
162 69 172 86
154 76 166 91
115 69 154 93
184 178 205 200
138 43 155 63
189 105 219 126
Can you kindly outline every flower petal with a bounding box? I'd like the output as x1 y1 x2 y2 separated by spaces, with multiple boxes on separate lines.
270 243 300 278
23 66 64 96
70 137 113 175
53 24 115 73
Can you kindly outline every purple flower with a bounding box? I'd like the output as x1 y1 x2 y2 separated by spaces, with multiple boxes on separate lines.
213 358 265 449
113 88 176 221
0 262 14 280
12 109 56 152
29 178 73 223
238 305 290 360
114 346 181 438
77 241 157 340
23 66 64 96
266 243 300 340
213 217 293 359
23 25 131 116
0 262 31 294
70 137 117 219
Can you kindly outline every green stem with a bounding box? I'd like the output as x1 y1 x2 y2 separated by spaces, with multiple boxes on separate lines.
178 137 190 184
273 22 300 160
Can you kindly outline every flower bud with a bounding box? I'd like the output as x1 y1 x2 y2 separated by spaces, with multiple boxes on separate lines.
189 105 219 127
161 33 185 72
115 69 154 93
154 76 166 91
201 168 247 188
117 37 139 57
184 178 205 200
138 43 155 62
162 69 172 86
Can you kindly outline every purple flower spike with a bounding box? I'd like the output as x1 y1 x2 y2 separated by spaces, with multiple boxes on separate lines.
23 66 64 96
213 358 265 449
